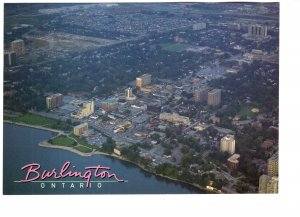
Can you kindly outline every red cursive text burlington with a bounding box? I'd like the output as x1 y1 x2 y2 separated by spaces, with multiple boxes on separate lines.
20 161 125 187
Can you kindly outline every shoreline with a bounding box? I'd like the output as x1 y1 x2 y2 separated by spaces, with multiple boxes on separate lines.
4 120 63 134
39 141 218 194
5 120 219 194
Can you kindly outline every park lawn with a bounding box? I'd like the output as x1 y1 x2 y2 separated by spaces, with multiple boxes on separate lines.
49 135 76 147
70 134 98 150
159 43 190 52
238 106 255 118
9 113 57 126
8 113 71 131
73 145 93 153
70 134 89 146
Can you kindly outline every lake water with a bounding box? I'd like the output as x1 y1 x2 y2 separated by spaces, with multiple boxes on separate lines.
3 123 205 194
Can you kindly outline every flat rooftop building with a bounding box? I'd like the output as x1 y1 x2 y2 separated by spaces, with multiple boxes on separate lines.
136 73 151 87
207 89 221 106
10 39 25 55
73 122 88 136
227 154 240 170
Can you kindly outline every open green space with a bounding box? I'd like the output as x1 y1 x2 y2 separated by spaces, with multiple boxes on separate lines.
159 43 190 52
238 106 256 118
70 134 89 146
49 135 76 147
73 145 93 153
8 113 57 126
6 113 71 131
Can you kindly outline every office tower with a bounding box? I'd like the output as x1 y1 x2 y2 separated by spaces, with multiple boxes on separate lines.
220 135 235 154
10 39 25 55
207 89 221 106
46 93 63 109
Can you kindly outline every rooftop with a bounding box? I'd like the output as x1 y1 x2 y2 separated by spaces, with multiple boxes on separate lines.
227 154 240 163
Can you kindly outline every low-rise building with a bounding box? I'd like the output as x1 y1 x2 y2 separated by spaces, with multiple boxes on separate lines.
113 144 129 156
101 98 118 111
193 22 206 30
227 154 240 170
159 112 190 126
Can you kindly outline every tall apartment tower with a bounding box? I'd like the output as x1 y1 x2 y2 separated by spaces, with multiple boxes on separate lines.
125 87 133 98
4 51 17 67
220 135 235 155
194 88 208 103
46 93 63 109
267 152 279 177
10 39 25 55
136 73 151 87
259 175 278 193
207 89 221 106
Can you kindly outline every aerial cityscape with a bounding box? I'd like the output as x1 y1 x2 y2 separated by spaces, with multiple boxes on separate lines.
3 2 279 194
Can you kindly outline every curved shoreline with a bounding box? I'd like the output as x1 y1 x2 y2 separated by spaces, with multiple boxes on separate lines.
4 120 63 134
5 121 220 194
39 141 219 194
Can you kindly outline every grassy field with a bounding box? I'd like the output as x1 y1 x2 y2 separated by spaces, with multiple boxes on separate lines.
6 113 71 131
70 134 99 150
8 113 57 126
159 43 190 52
49 135 76 147
70 134 89 146
238 106 255 117
74 145 93 153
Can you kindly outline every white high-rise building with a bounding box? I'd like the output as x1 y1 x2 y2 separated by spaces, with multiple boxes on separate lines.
125 87 133 98
220 135 235 154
